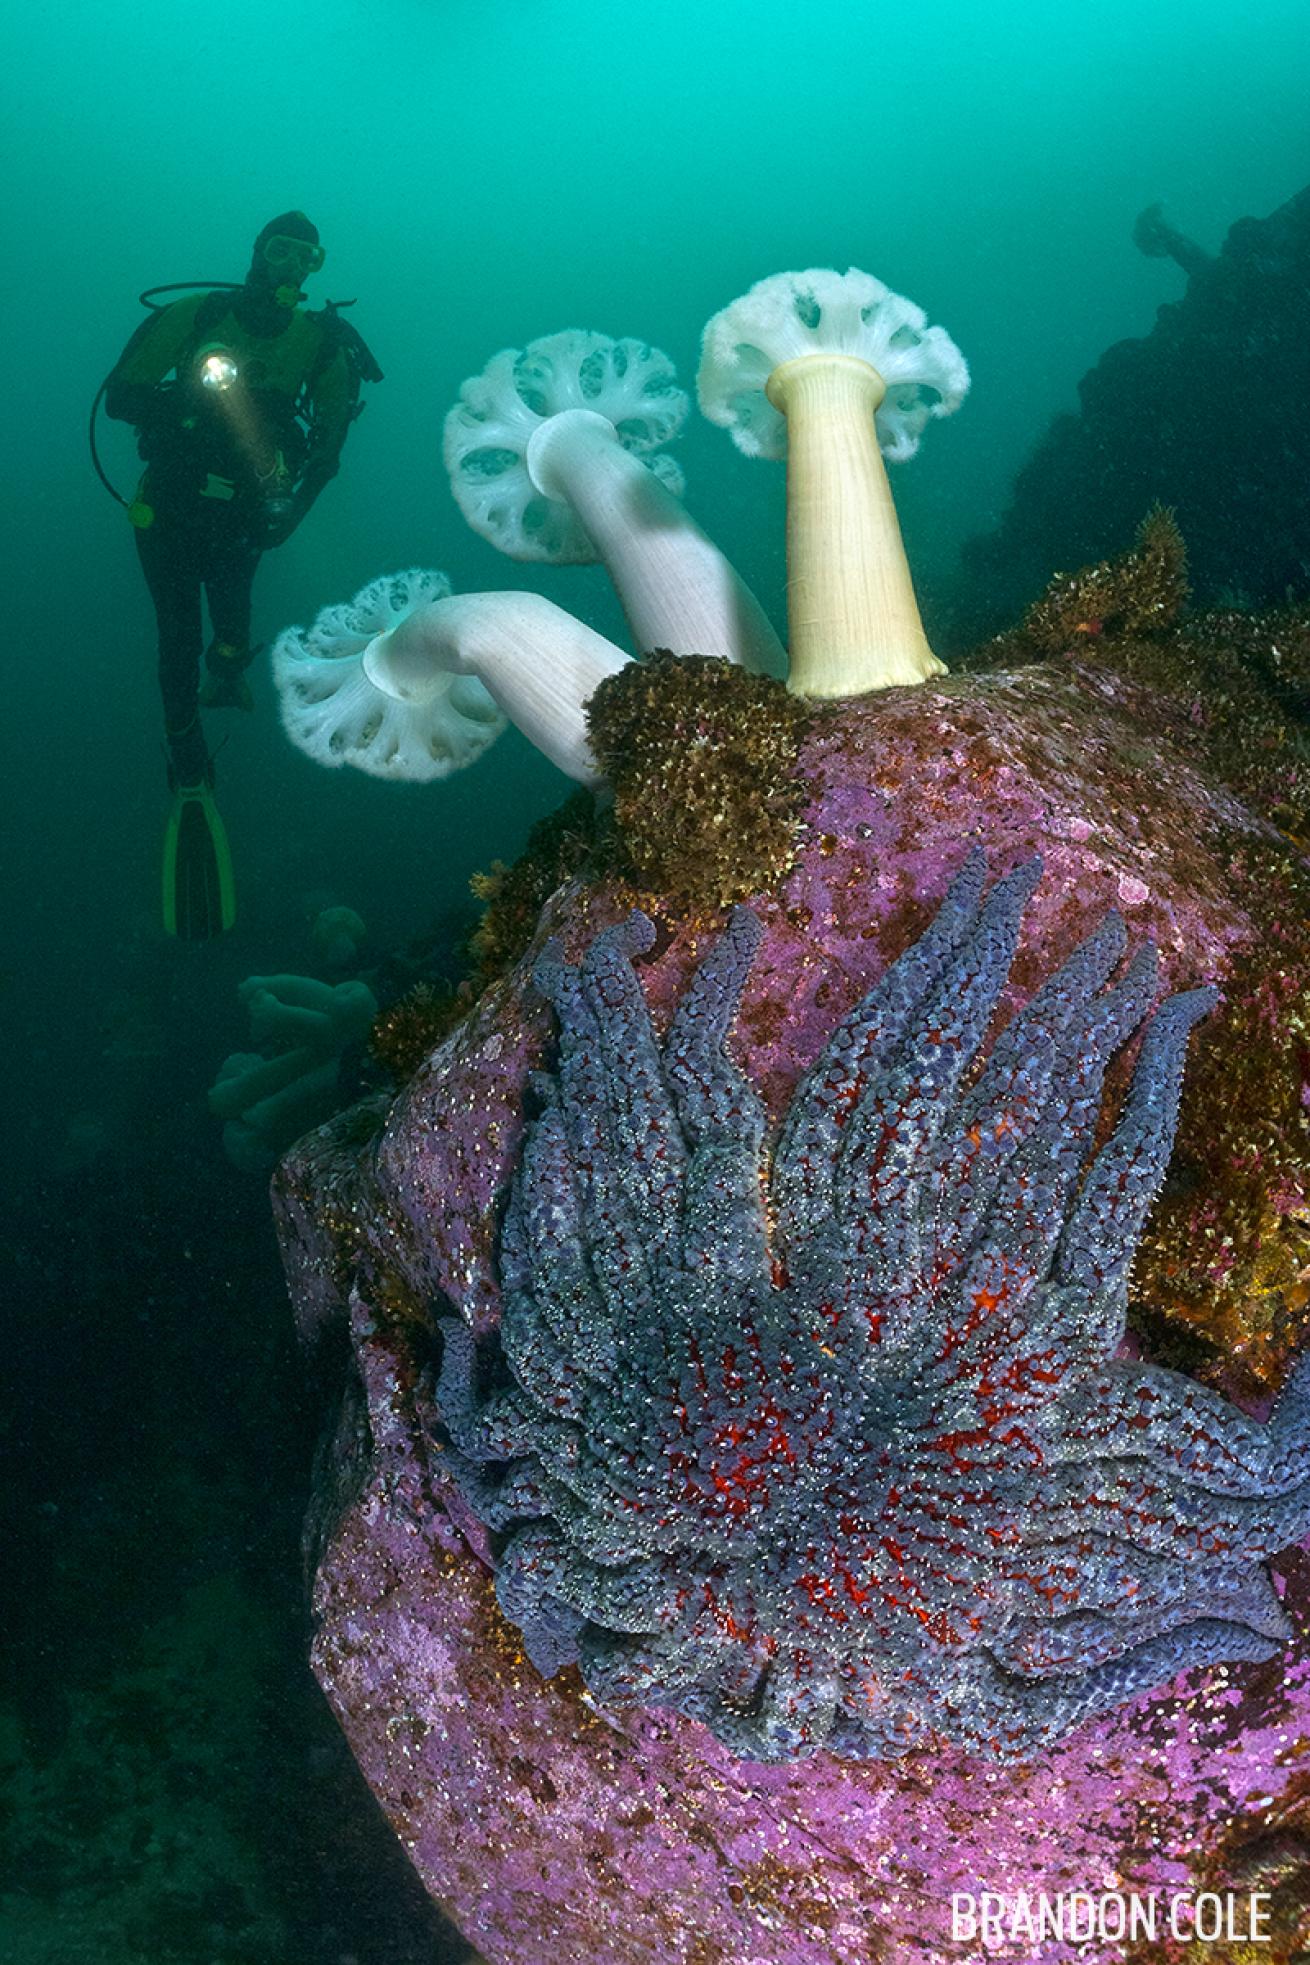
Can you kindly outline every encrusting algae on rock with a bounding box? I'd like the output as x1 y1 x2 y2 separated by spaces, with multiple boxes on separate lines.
367 982 468 1085
1134 842 1310 1392
459 653 811 993
969 509 1310 844
586 650 811 909
467 789 602 987
1086 606 1310 846
1021 503 1190 651
1121 1758 1310 1964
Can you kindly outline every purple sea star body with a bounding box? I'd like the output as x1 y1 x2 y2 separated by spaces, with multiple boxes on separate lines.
435 854 1310 1763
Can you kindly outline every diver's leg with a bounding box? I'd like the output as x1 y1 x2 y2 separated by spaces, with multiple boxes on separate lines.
136 513 210 784
148 505 237 939
200 516 262 711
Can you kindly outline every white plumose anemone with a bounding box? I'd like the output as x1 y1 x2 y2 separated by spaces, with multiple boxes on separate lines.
273 570 506 782
361 588 629 787
699 267 969 698
273 571 630 789
444 332 688 564
444 329 785 676
272 265 974 790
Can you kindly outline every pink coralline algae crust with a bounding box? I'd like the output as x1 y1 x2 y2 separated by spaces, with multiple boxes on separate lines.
274 666 1310 1965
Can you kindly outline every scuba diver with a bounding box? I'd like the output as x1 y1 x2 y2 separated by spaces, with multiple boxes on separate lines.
100 211 381 940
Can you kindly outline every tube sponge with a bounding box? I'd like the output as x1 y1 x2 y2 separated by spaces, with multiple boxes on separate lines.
310 905 367 972
444 331 688 563
272 569 505 781
698 266 969 462
208 973 379 1172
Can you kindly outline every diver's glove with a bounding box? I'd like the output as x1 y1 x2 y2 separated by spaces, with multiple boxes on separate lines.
264 453 337 548
260 497 305 549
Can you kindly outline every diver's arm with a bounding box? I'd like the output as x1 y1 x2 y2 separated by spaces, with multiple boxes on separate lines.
104 296 205 425
299 345 355 508
266 346 355 543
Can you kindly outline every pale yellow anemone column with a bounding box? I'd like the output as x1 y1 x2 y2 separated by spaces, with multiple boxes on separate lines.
765 351 940 695
699 267 970 699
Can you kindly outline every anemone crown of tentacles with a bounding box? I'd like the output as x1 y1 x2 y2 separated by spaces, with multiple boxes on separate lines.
434 851 1310 1763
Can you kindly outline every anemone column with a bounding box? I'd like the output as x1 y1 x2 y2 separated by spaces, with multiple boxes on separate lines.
765 352 944 698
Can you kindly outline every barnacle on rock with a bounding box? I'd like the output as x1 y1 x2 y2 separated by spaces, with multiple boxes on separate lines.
1022 505 1189 652
432 851 1310 1764
586 651 811 909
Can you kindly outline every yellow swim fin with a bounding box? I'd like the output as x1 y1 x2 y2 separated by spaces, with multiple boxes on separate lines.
162 779 236 940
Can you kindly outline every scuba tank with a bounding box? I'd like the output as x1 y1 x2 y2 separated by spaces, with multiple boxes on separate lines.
315 299 385 387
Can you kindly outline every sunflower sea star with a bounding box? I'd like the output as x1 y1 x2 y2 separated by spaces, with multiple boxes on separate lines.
434 851 1310 1763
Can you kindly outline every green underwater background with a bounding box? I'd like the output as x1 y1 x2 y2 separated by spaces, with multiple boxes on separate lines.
3 0 1309 1957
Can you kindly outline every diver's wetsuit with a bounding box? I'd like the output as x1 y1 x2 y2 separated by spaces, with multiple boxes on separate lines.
106 286 356 783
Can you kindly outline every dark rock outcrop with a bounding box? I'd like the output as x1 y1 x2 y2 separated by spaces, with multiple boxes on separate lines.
950 186 1310 647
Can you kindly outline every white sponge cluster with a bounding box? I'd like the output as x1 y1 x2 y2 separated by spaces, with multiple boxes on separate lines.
698 267 969 462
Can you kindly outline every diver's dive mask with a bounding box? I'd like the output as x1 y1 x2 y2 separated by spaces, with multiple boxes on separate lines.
261 234 325 308
262 234 325 276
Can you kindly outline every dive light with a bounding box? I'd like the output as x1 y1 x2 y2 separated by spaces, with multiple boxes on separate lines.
198 346 240 392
